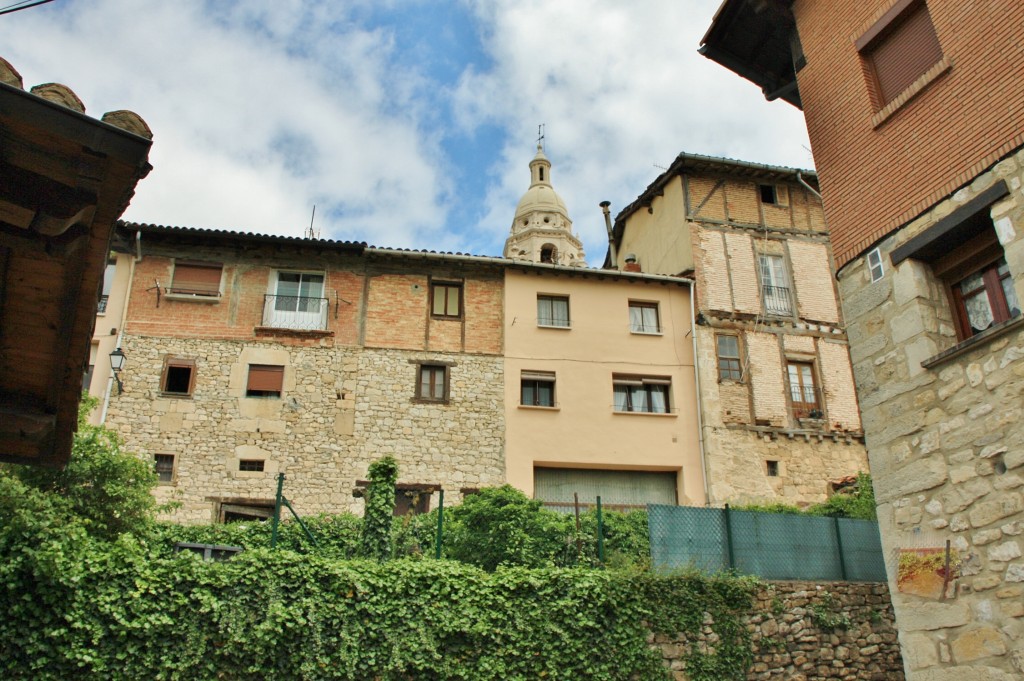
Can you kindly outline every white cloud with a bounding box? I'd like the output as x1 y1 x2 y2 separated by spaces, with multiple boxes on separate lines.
1 0 811 262
2 0 450 245
454 0 813 263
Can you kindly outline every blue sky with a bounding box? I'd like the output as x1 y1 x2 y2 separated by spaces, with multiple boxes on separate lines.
2 0 811 265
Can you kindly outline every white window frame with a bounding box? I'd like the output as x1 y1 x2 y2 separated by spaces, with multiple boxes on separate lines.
266 270 327 330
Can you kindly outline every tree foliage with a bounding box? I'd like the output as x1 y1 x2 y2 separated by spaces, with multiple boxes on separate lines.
2 395 157 539
732 473 877 521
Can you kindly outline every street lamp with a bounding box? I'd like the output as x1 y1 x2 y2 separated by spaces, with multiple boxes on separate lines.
109 347 126 394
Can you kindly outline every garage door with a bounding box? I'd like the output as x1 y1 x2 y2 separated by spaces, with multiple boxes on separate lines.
534 467 677 513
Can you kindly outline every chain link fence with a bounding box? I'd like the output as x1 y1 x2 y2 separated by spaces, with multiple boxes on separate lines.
647 504 887 581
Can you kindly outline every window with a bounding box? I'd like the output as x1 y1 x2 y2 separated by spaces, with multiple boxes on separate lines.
266 271 326 330
169 260 223 297
521 371 556 407
246 364 284 398
219 502 274 523
787 361 821 419
161 356 196 396
395 485 435 516
154 454 175 483
416 364 449 402
716 335 742 381
766 460 780 477
613 375 671 414
98 260 116 313
537 295 570 327
948 256 1020 339
431 282 462 318
867 248 885 282
758 254 792 315
759 184 776 204
628 301 661 334
540 244 557 263
239 459 265 472
856 0 943 107
534 467 678 512
890 181 1019 343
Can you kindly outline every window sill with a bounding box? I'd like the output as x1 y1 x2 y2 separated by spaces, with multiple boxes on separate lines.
612 410 677 417
159 392 193 399
430 315 463 322
921 315 1024 369
164 292 222 304
629 330 663 336
412 397 450 405
537 323 571 330
871 57 951 130
254 327 333 339
518 404 560 411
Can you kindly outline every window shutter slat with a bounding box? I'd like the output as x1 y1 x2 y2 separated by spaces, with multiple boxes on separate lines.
171 262 222 295
870 4 942 104
247 365 283 392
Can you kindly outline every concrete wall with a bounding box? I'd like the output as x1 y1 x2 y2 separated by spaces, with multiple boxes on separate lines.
502 269 703 505
838 154 1024 679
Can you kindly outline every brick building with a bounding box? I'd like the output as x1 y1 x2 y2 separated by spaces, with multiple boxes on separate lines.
105 224 506 522
703 1 1024 677
610 153 868 505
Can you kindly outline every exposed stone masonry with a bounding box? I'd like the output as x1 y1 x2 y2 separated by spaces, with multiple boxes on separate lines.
652 581 904 680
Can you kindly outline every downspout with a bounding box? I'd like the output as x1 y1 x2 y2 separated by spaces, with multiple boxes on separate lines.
600 201 618 269
796 171 821 200
99 230 140 424
689 282 711 506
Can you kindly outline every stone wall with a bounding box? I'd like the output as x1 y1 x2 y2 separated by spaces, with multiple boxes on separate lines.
107 335 504 522
837 150 1024 678
652 581 904 680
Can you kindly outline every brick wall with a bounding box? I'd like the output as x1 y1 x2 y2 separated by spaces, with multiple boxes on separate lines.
793 0 1024 268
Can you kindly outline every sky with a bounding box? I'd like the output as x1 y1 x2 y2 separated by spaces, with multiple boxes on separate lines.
2 0 812 265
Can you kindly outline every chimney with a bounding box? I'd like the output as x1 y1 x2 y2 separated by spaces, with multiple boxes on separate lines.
623 253 641 273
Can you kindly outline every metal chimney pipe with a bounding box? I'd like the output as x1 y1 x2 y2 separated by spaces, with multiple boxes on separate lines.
600 201 618 269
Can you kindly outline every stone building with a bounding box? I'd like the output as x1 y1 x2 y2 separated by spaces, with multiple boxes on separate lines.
703 1 1024 677
106 223 506 522
502 146 703 509
609 153 868 505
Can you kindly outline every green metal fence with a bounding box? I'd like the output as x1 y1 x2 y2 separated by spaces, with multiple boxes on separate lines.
647 504 887 581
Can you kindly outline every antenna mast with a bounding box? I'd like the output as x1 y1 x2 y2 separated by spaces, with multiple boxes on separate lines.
306 205 319 240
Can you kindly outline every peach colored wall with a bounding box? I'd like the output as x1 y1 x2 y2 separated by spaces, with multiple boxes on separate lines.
503 269 703 505
615 176 694 274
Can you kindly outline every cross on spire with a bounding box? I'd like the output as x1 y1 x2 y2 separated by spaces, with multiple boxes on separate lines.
537 123 545 150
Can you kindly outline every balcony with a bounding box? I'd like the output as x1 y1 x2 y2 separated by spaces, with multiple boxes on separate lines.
790 385 824 422
762 285 792 315
97 294 109 314
261 294 329 331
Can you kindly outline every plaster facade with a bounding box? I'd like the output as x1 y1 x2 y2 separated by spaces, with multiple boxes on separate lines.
502 268 703 508
614 158 868 505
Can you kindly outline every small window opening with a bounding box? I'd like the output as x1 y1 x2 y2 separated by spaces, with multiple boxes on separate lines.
164 365 193 394
766 460 780 477
239 459 265 472
155 454 175 483
868 248 885 282
759 184 777 204
539 167 545 182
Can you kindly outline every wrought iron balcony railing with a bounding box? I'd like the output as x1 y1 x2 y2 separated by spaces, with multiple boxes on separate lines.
261 294 329 331
789 385 824 421
762 285 792 315
97 295 109 314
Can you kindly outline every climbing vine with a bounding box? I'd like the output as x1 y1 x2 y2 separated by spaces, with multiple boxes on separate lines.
360 456 398 561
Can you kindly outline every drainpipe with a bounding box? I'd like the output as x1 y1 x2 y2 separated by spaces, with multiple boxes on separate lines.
689 282 711 506
796 171 821 200
99 230 140 424
600 201 618 269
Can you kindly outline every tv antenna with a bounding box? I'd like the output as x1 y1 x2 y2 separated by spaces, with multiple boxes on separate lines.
306 205 320 240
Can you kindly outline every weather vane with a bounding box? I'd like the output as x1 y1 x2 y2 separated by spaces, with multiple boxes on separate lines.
537 123 545 149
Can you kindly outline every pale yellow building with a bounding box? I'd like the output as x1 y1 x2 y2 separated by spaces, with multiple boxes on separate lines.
502 145 703 509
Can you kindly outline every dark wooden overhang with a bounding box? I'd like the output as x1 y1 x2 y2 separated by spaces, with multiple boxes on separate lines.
0 81 152 466
699 0 802 109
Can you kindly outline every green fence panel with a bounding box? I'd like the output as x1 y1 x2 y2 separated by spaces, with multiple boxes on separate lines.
837 518 888 582
647 504 887 582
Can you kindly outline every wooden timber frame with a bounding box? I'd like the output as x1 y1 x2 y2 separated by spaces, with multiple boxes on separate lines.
0 66 153 467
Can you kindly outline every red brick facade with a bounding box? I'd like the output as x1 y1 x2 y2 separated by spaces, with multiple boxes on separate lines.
792 0 1024 268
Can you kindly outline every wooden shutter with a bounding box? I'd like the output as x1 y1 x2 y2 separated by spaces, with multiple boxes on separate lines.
170 260 222 295
247 365 283 392
867 3 942 104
